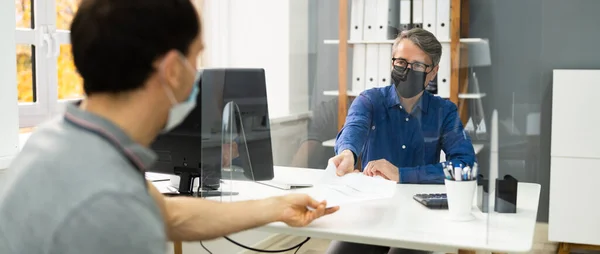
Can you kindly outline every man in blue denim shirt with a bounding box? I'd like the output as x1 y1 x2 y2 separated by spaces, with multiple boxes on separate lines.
326 27 476 254
331 28 475 186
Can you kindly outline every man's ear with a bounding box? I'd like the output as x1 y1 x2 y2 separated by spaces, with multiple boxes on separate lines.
159 50 184 91
431 65 440 79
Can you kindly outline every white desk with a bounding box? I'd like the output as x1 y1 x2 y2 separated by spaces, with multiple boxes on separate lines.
211 167 541 253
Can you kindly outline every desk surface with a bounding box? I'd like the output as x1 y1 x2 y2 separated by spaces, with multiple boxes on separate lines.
175 167 541 253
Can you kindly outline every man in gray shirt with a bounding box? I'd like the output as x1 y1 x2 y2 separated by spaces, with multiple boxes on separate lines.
0 0 337 253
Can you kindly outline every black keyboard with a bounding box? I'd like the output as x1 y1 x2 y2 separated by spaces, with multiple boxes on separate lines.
413 193 448 209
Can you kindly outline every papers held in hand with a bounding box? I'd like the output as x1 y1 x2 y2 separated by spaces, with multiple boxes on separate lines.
304 163 397 208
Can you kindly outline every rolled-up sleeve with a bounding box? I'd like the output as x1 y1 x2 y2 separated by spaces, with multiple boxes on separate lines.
334 94 373 162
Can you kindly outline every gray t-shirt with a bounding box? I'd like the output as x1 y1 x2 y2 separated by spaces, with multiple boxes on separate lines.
0 103 166 254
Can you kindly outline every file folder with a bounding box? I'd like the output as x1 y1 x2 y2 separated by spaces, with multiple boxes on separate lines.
436 0 450 40
399 0 412 31
365 45 379 90
352 44 367 92
377 44 393 87
412 0 424 29
363 0 378 40
350 0 365 40
436 43 451 98
375 0 400 40
423 0 437 35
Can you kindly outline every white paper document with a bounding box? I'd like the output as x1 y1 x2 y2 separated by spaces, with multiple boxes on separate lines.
302 163 397 208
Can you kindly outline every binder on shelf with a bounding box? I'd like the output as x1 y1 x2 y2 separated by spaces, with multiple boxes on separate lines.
352 44 367 92
375 0 400 40
350 0 365 40
399 0 412 31
363 0 378 40
436 0 450 40
365 44 379 90
423 0 437 35
377 44 392 87
436 43 451 98
412 0 424 29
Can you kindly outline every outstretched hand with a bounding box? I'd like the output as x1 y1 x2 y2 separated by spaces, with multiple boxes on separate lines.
328 149 358 176
274 194 339 227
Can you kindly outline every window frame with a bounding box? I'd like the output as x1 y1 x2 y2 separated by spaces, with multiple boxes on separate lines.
16 0 79 128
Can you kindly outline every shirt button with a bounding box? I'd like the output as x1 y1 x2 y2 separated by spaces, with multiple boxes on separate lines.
405 117 409 122
371 125 376 130
399 105 403 109
402 145 406 149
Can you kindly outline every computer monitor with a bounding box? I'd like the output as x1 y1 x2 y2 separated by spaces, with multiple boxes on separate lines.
149 68 275 196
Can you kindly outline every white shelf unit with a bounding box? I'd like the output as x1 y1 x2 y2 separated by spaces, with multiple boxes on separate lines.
322 139 336 148
458 93 486 99
323 90 361 97
324 37 485 100
323 38 486 45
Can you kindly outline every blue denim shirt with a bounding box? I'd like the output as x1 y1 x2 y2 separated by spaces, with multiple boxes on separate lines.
334 85 476 184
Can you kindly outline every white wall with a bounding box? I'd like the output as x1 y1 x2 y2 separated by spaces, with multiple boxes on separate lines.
0 0 20 171
203 0 310 119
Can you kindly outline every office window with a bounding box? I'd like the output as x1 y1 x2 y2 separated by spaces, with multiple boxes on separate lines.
15 0 82 127
55 0 77 30
15 0 32 29
57 44 83 100
16 44 35 103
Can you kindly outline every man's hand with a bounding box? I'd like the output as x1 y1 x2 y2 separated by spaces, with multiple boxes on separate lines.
272 194 339 227
328 149 357 176
364 159 400 182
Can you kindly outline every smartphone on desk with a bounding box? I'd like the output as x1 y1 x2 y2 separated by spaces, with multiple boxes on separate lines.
413 193 448 209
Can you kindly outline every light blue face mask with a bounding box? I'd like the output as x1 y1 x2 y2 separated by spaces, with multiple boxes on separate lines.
161 55 201 133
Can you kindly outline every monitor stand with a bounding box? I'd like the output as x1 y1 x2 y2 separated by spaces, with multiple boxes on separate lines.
168 166 238 198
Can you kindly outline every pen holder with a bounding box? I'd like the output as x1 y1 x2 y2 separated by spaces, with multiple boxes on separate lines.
477 174 489 213
494 175 518 213
444 179 476 221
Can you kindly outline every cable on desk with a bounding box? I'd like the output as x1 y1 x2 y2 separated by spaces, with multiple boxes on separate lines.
293 242 304 254
199 241 212 254
194 185 310 253
224 236 310 253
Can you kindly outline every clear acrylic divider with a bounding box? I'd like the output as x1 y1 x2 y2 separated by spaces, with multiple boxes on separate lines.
218 101 256 202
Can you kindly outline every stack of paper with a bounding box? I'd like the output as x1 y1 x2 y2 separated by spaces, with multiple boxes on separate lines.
302 163 398 208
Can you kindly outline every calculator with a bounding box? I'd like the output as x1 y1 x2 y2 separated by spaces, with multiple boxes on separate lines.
413 193 448 209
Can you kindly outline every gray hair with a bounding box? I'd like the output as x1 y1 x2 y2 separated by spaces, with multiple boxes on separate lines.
392 28 442 66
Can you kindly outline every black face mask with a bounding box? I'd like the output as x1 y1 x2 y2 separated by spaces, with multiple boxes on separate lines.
391 66 428 99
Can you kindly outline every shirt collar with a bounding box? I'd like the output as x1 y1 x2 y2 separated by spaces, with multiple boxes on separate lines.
64 102 158 171
384 85 430 113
